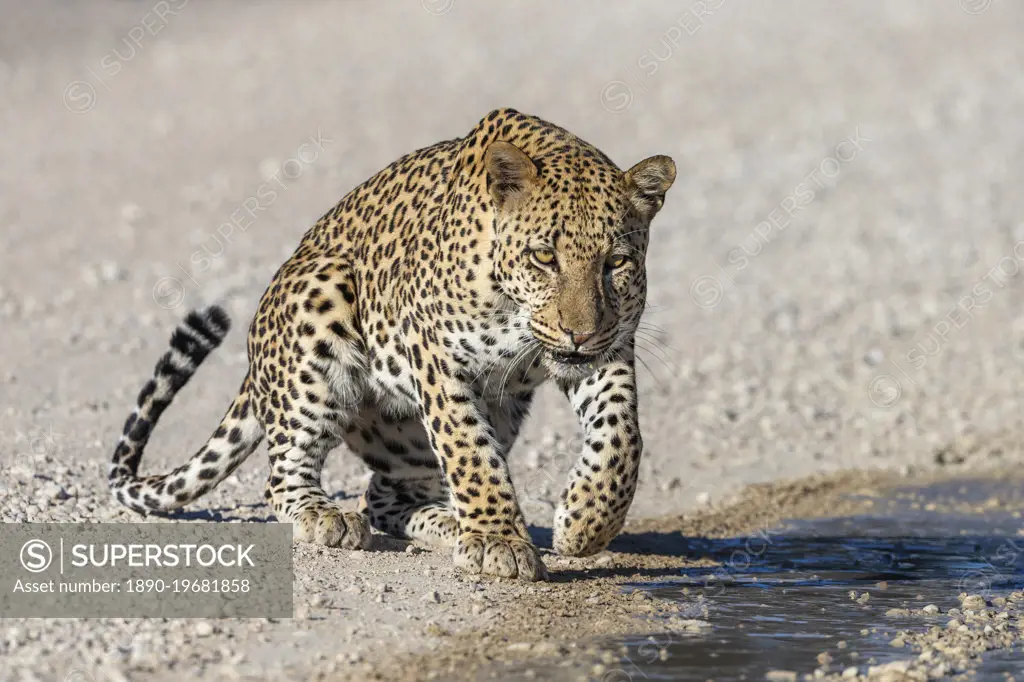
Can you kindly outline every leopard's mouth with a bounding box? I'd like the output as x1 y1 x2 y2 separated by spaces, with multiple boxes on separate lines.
547 349 596 366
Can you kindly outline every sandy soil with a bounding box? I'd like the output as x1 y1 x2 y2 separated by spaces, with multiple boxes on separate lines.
3 1 1024 680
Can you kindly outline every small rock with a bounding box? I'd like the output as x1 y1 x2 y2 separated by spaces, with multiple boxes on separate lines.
37 482 69 502
195 622 214 638
864 349 884 366
673 619 712 632
420 591 441 604
922 604 940 614
99 261 124 282
423 622 448 637
120 203 144 223
662 477 683 492
765 671 798 682
868 660 911 675
259 158 281 179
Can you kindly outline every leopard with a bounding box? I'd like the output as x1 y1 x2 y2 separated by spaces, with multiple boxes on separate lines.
109 107 675 581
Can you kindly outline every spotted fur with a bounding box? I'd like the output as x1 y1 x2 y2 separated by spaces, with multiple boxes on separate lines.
109 108 675 580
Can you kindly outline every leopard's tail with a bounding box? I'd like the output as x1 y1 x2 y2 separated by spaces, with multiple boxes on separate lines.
108 306 264 514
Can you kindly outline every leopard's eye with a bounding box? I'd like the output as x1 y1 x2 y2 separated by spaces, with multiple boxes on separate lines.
606 254 629 269
532 249 556 266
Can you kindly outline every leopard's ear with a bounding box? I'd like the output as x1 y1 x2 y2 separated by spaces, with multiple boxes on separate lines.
624 155 676 218
484 141 539 209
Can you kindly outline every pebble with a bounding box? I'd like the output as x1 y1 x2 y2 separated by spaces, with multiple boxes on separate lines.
867 660 911 675
765 671 798 682
670 619 712 632
195 622 214 638
420 591 441 604
36 482 68 502
661 477 683 491
120 203 144 223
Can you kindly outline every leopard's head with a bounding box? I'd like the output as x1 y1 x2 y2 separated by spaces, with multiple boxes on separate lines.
485 139 675 375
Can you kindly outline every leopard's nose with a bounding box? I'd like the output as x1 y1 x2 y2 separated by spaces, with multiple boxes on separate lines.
561 326 595 348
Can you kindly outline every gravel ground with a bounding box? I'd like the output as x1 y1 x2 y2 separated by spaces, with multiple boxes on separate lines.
820 591 1024 681
2 1 1024 680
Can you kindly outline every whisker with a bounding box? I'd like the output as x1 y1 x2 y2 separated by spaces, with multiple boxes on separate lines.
473 347 511 387
632 349 666 389
496 342 538 405
616 228 649 241
632 337 677 376
634 326 681 355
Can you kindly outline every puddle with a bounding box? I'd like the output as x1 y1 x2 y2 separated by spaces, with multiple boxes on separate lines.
493 480 1024 681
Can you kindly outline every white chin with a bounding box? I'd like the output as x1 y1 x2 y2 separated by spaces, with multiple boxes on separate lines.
541 354 596 382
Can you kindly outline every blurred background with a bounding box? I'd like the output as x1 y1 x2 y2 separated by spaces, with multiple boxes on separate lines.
2 0 1024 520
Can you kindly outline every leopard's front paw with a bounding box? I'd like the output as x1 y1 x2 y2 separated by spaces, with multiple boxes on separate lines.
452 532 548 581
553 505 623 557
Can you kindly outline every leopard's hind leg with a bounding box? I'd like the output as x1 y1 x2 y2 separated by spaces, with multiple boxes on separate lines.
360 473 458 548
255 259 371 549
344 409 459 548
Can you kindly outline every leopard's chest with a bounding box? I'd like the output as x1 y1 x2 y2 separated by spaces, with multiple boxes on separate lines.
449 317 548 400
363 314 547 413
